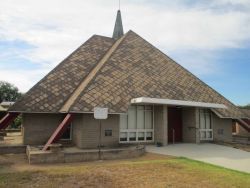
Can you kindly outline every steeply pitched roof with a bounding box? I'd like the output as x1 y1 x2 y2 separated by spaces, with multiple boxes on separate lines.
9 35 115 112
241 109 250 119
69 31 244 118
10 30 245 118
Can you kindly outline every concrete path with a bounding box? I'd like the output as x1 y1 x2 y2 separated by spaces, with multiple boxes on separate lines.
146 143 250 173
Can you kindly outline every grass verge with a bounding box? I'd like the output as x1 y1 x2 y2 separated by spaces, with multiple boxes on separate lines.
0 153 249 188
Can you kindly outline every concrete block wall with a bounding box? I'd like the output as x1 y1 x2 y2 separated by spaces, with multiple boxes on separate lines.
182 108 234 143
0 145 26 154
22 113 119 148
212 113 233 142
182 107 197 143
74 113 119 149
154 105 168 145
27 145 145 164
22 113 63 145
195 108 200 143
22 109 235 147
72 114 83 148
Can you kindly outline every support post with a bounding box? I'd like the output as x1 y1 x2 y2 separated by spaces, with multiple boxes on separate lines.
0 112 19 130
172 129 175 145
162 105 168 146
42 113 73 151
195 108 201 144
98 120 102 160
236 119 250 132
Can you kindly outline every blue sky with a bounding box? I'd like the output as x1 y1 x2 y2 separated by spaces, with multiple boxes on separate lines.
0 0 249 105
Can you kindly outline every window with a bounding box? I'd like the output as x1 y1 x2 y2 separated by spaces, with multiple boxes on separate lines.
138 132 145 141
199 109 213 140
61 123 72 140
217 129 224 135
146 132 153 141
128 106 136 129
120 114 128 129
105 129 112 136
129 132 136 141
119 105 154 143
137 106 144 129
120 132 127 141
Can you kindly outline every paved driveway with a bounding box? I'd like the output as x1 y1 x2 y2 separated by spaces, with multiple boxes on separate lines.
146 143 250 173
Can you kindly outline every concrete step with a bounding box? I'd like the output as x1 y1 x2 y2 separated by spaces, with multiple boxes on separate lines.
0 145 26 154
232 136 250 144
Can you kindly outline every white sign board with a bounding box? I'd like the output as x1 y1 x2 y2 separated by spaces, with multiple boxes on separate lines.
94 107 108 119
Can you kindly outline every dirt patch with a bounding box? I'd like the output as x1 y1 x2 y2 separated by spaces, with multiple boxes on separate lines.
0 153 171 173
0 153 249 188
0 132 23 146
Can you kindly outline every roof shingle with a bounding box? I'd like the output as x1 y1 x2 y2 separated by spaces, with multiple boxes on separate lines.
70 31 244 118
10 30 245 118
9 35 115 112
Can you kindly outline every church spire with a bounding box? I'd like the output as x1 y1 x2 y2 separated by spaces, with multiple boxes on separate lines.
112 10 124 40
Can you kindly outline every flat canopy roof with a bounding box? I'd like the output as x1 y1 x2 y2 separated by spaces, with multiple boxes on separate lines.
131 97 227 109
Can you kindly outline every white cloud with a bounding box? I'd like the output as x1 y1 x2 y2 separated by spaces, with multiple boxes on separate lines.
0 69 49 92
0 0 250 91
169 50 221 76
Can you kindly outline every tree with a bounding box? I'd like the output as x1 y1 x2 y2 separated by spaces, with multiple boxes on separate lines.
0 81 23 129
239 104 250 110
0 81 22 103
12 115 22 129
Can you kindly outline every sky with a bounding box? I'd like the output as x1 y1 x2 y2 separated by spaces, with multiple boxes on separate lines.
0 0 249 106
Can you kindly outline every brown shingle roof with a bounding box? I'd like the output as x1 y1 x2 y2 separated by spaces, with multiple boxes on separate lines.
241 109 250 119
9 35 115 112
10 30 245 118
70 31 244 118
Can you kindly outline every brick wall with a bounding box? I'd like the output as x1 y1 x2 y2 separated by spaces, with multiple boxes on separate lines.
154 105 168 145
74 113 119 149
182 107 198 143
23 113 119 148
22 113 63 145
212 113 232 142
72 114 83 148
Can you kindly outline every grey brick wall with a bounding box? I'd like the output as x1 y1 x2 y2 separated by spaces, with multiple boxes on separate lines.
182 107 197 143
212 113 232 142
74 113 119 149
23 113 119 148
72 114 83 148
22 113 63 145
22 110 234 147
154 105 168 145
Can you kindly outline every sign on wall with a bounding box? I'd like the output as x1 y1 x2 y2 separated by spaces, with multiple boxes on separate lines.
94 107 108 119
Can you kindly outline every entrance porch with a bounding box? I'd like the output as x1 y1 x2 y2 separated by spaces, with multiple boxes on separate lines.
154 105 201 146
131 97 227 146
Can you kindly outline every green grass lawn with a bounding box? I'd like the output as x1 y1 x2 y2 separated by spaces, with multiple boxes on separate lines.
0 153 249 188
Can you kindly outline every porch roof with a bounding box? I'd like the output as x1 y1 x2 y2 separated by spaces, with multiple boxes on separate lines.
131 97 227 109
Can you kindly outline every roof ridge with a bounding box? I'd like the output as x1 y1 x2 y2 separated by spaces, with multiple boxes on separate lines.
93 34 114 40
59 33 128 112
9 35 104 112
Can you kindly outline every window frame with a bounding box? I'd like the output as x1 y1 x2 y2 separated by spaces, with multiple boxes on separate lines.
104 129 113 137
119 105 154 143
199 109 213 141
